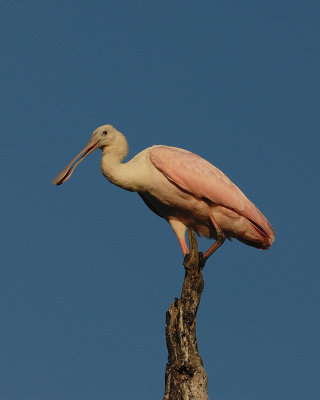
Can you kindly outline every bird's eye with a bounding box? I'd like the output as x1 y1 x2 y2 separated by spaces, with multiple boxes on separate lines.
102 130 108 136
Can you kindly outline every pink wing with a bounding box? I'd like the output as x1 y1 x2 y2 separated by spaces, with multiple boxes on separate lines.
150 146 275 241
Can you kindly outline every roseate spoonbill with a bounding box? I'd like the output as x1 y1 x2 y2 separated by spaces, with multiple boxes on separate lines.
53 125 275 260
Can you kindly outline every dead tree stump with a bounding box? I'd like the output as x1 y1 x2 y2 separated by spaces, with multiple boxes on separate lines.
164 228 209 400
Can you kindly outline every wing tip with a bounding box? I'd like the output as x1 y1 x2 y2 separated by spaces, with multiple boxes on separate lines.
247 217 275 249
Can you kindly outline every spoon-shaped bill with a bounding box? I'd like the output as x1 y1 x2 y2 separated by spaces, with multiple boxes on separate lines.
52 137 99 185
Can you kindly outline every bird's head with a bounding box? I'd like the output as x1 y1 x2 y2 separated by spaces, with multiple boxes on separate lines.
52 124 128 185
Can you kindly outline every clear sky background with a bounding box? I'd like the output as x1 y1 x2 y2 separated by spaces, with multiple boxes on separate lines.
1 1 319 399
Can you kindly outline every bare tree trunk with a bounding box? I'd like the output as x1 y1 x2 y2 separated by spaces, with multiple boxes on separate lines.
164 228 209 400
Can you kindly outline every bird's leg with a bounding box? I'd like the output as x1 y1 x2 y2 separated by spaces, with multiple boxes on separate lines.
203 240 225 260
203 213 226 261
178 236 189 257
168 219 189 256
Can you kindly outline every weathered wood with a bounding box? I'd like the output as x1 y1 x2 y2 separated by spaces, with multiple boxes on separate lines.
164 229 209 400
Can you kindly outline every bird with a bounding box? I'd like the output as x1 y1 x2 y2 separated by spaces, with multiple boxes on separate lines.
53 124 275 261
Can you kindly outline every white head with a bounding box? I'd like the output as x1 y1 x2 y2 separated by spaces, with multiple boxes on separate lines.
52 124 128 185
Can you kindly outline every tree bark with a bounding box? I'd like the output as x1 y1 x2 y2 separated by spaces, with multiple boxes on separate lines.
164 228 209 400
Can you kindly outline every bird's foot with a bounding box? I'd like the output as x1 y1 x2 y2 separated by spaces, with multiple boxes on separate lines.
183 252 206 269
183 253 191 266
198 252 205 269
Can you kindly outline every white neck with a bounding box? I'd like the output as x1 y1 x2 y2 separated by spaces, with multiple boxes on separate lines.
100 142 138 192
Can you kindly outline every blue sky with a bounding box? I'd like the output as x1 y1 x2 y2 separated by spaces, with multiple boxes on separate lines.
1 1 319 399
